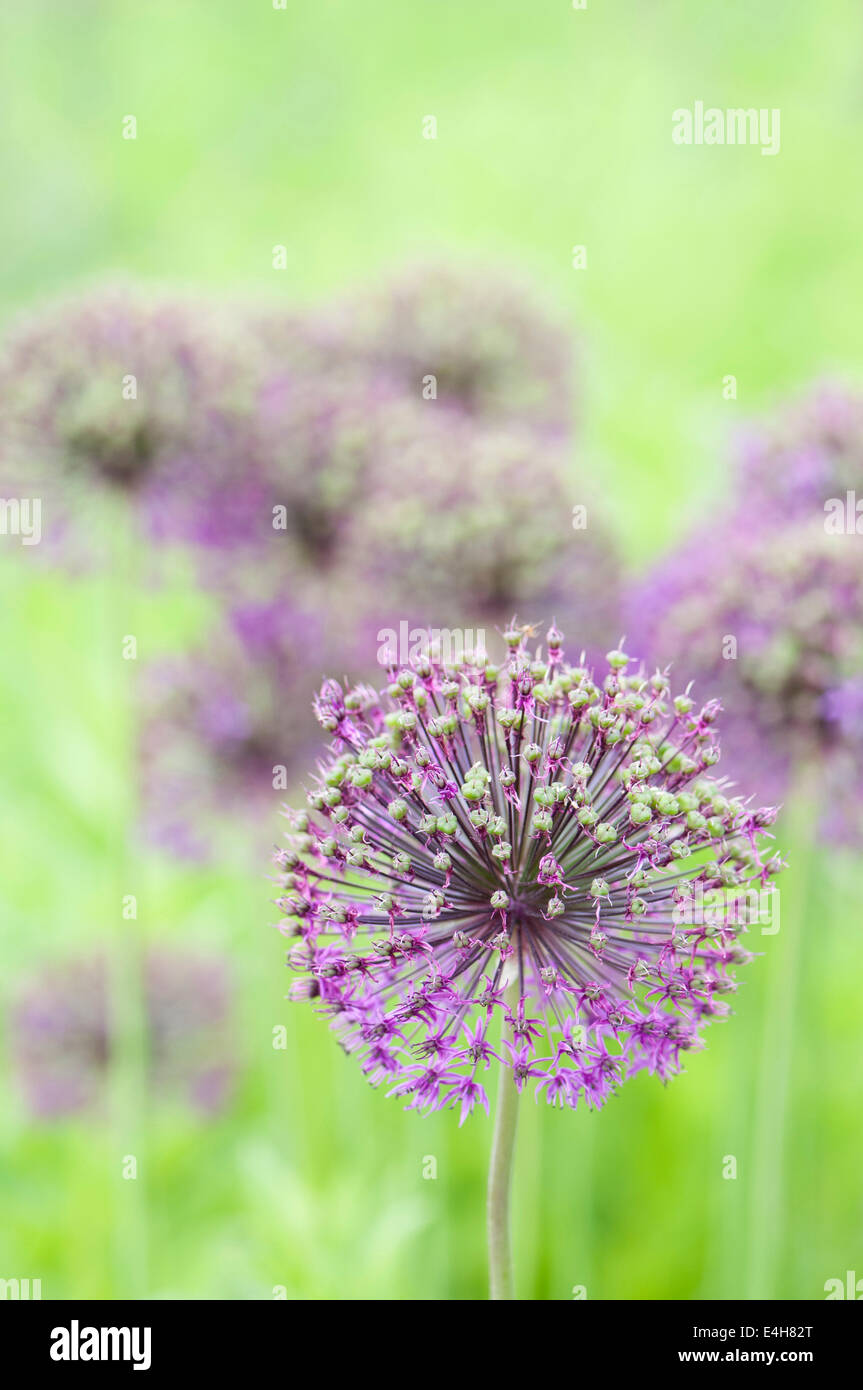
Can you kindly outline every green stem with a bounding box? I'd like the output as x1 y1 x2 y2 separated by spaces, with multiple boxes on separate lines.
106 497 148 1298
745 765 817 1300
487 977 521 1301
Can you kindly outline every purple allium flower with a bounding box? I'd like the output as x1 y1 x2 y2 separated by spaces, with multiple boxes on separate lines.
139 567 377 859
10 950 234 1119
0 286 198 489
338 403 618 648
273 624 781 1120
141 598 319 859
823 677 863 737
631 521 863 837
736 381 863 523
249 368 404 566
0 285 268 559
142 384 617 860
333 259 574 433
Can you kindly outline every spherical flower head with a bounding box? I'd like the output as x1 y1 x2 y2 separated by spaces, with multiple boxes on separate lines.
141 575 358 860
631 519 863 833
338 402 620 650
273 625 782 1120
11 950 234 1118
823 677 863 737
736 382 863 523
253 366 402 566
333 259 574 434
0 286 252 486
0 284 271 562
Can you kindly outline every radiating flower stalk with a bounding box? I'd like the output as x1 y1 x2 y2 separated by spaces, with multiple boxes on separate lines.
273 623 783 1297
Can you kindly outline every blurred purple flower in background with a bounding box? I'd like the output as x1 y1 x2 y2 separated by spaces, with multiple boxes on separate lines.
132 264 620 851
251 370 403 564
630 382 863 837
10 949 234 1119
736 381 863 523
332 258 575 434
337 401 617 643
140 391 619 852
0 263 625 856
275 625 781 1119
0 285 269 562
140 580 363 859
823 676 863 735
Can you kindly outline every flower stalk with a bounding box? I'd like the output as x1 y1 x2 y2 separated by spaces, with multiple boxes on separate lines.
487 975 521 1300
746 763 816 1299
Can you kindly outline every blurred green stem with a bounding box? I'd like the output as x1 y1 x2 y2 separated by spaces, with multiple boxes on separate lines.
746 766 816 1300
107 499 148 1297
487 976 520 1300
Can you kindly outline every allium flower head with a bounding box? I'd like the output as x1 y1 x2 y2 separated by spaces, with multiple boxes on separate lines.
0 287 190 489
0 285 267 560
274 625 781 1120
633 520 863 837
140 581 353 860
251 368 401 565
736 381 863 522
0 286 256 485
336 259 573 433
339 404 618 647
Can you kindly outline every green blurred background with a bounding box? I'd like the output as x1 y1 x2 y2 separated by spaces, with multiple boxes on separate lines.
1 0 862 1300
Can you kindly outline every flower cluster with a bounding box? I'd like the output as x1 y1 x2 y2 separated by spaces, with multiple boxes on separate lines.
630 381 863 839
0 287 194 489
633 521 863 839
336 402 617 644
274 625 781 1120
135 265 616 845
334 259 574 433
143 384 618 846
0 286 265 552
141 583 369 860
736 381 863 523
10 950 234 1119
0 270 623 849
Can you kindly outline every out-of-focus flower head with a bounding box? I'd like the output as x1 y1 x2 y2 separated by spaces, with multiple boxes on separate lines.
274 624 781 1121
338 402 618 650
333 259 574 434
11 949 234 1119
250 368 403 567
736 381 863 524
631 520 863 838
0 287 197 489
151 294 403 564
0 285 272 560
144 379 620 857
140 562 373 859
